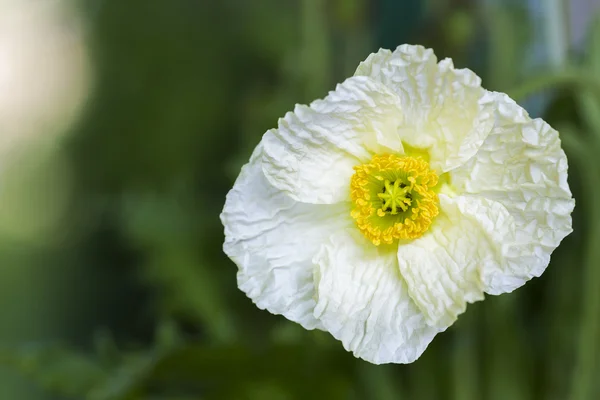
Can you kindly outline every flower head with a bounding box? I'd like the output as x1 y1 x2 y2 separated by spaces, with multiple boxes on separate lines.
221 45 575 364
350 154 439 244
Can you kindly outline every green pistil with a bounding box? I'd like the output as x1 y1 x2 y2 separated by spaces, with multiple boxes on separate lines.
377 179 412 214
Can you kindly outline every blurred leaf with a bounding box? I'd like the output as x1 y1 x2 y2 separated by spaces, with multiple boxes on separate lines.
483 296 533 400
559 128 600 400
332 0 362 29
87 353 155 400
561 19 600 399
407 339 445 399
269 320 305 345
0 344 107 398
300 0 332 99
541 124 584 400
451 305 481 400
155 320 186 351
356 363 400 400
443 10 476 51
577 15 600 147
94 329 122 369
0 321 190 400
121 191 236 343
146 343 353 397
375 0 424 51
331 0 371 78
88 323 185 400
485 3 532 90
585 14 600 74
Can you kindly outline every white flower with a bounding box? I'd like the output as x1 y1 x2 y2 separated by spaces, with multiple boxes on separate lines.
221 45 575 364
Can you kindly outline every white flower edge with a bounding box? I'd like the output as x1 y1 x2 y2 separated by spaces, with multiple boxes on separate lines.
262 44 498 205
313 230 441 364
222 45 575 364
355 44 497 173
221 145 354 330
260 76 405 204
450 92 574 294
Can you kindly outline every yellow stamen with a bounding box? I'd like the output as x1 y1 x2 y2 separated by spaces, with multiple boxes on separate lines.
377 179 411 214
350 154 439 246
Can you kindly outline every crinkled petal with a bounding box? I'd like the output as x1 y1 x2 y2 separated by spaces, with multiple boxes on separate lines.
261 76 405 204
313 230 440 364
448 194 540 295
450 92 575 294
355 44 495 172
221 146 353 329
397 195 488 329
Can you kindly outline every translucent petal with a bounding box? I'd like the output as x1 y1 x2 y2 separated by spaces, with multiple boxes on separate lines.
450 92 575 294
355 44 495 172
447 194 536 294
221 146 353 329
397 195 487 328
313 230 440 364
261 76 405 204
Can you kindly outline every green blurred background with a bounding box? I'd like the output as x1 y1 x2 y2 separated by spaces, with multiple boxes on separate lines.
0 0 599 399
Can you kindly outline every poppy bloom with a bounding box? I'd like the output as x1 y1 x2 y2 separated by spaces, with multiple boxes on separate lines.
221 45 574 364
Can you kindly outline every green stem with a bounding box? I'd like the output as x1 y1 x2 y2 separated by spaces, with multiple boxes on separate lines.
301 0 330 99
542 0 568 69
509 71 600 149
452 307 479 400
358 363 400 400
562 134 600 400
506 70 600 102
484 297 531 400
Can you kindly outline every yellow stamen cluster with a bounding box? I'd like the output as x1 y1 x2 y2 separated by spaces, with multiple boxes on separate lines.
350 154 439 246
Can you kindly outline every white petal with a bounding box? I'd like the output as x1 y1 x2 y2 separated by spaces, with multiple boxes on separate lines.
355 44 495 172
221 146 353 329
448 194 539 295
261 76 405 204
313 230 440 364
450 92 575 294
397 195 487 329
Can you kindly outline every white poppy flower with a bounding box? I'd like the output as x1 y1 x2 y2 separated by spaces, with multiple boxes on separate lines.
221 45 575 364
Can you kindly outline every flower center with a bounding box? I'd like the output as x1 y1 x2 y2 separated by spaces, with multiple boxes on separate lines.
378 179 412 215
350 154 439 246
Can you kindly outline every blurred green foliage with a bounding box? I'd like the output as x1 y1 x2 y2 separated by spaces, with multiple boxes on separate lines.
0 0 599 399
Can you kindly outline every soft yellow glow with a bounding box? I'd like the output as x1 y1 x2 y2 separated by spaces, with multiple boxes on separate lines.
350 154 439 246
0 0 91 155
0 0 89 244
